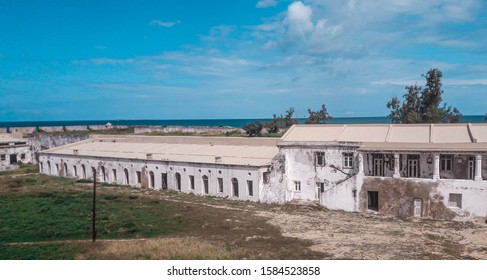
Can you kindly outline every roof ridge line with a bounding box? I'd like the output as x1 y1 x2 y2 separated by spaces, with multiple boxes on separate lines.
385 124 393 142
467 123 477 143
336 125 348 141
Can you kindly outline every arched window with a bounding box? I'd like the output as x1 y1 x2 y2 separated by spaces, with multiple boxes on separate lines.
124 168 129 185
91 167 96 181
101 166 106 182
40 162 44 173
202 175 209 194
47 161 51 174
82 165 86 179
149 171 155 188
175 172 181 191
63 163 68 177
231 178 239 197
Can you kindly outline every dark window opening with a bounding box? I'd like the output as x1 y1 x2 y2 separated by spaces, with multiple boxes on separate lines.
440 155 453 171
367 191 379 211
10 154 17 164
203 175 209 194
175 173 181 191
247 180 253 197
149 171 155 188
189 175 195 190
161 173 167 189
136 171 141 184
315 152 325 166
217 177 223 193
231 178 239 197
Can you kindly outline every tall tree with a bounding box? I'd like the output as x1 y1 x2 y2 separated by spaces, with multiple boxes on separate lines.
387 69 462 123
264 107 297 133
305 104 333 124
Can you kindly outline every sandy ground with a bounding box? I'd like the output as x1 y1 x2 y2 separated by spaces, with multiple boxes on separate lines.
253 203 487 259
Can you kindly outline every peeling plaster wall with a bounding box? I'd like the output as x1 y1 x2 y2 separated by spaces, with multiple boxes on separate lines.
260 153 288 203
281 145 358 202
0 144 32 171
39 154 262 202
360 177 457 220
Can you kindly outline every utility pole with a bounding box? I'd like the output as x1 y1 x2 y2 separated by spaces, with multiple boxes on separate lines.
92 168 97 242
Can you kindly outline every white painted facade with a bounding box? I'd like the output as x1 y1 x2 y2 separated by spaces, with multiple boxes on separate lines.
0 134 32 171
272 124 487 221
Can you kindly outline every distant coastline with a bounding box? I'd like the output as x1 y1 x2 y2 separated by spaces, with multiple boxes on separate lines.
0 115 484 129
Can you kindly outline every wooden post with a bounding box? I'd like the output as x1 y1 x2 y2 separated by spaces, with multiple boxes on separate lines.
92 169 97 242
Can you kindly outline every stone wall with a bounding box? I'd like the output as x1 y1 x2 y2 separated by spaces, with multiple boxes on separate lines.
134 126 241 134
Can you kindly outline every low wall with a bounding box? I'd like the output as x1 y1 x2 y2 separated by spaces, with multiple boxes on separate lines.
39 126 64 132
134 126 240 134
65 125 89 131
9 127 37 134
30 134 91 163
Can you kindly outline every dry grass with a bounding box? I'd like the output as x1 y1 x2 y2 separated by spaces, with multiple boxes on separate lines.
77 237 243 260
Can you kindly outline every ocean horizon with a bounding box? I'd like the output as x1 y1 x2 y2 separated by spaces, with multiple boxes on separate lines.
0 115 484 129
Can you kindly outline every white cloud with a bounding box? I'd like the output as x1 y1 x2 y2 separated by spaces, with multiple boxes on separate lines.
150 20 181 27
284 1 314 38
256 0 277 8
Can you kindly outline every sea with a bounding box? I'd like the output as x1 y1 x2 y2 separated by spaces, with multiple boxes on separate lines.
0 115 484 129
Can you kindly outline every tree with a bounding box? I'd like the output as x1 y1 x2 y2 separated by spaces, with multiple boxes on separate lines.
387 68 462 123
264 107 298 133
305 104 333 124
242 121 263 137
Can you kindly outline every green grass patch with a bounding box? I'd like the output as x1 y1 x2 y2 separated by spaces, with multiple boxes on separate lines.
0 243 78 260
0 189 186 243
0 163 38 176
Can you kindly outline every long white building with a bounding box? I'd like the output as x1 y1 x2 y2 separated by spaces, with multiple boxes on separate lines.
38 123 487 221
39 135 278 202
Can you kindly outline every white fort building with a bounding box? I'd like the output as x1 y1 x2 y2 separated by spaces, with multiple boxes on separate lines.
39 123 487 221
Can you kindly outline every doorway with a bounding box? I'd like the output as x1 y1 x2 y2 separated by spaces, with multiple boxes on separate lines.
367 191 379 211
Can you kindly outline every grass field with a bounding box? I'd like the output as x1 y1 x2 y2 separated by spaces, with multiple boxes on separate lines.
2 164 486 260
0 164 321 260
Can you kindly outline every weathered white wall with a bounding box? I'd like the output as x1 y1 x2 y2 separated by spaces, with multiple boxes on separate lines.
0 145 32 170
282 145 358 202
320 175 358 212
436 179 487 218
39 154 262 202
30 134 90 163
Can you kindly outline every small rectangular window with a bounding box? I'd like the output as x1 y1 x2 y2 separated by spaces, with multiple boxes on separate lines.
449 193 462 208
294 181 301 192
21 153 26 160
343 152 353 168
73 166 77 177
217 177 223 193
0 154 5 161
112 169 117 182
317 182 325 193
161 173 167 188
247 180 253 197
189 175 195 190
136 171 141 184
440 155 453 171
315 152 325 166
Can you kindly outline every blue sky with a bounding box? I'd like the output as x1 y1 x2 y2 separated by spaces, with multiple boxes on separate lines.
1 0 486 121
